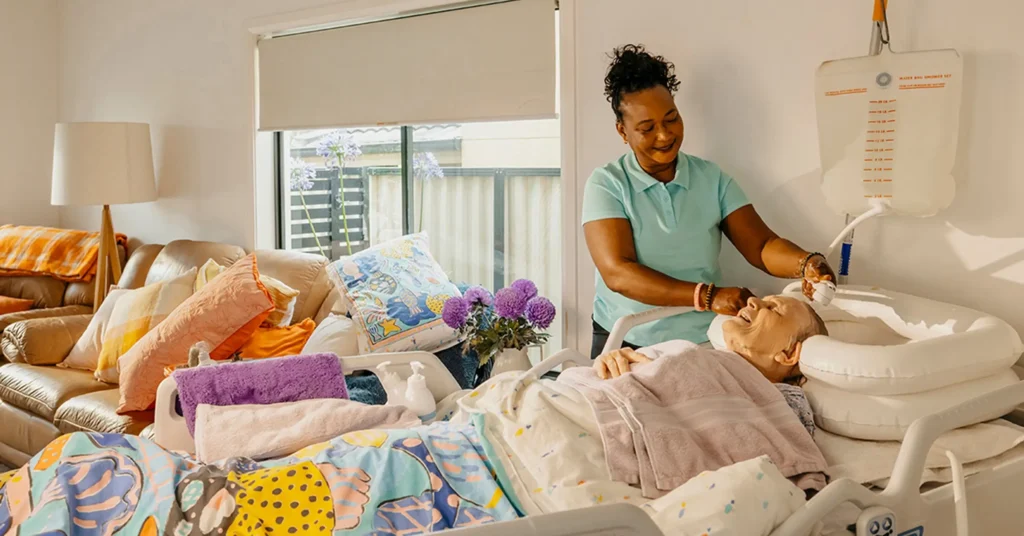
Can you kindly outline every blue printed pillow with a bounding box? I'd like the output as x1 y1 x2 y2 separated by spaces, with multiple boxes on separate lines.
327 232 462 354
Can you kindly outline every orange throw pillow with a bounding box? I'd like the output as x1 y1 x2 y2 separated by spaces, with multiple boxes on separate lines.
237 318 316 359
116 254 275 413
0 296 34 314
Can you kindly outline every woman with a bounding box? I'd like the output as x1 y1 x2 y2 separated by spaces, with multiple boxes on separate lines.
584 44 835 358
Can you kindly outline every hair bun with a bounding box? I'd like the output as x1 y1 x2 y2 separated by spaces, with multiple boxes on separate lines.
604 44 680 121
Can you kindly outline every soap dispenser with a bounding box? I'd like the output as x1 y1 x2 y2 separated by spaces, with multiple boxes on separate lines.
376 361 408 407
405 362 438 422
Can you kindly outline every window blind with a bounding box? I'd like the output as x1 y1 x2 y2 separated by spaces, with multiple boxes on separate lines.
257 0 555 131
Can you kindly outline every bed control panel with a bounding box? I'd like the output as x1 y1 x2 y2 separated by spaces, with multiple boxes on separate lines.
856 507 895 536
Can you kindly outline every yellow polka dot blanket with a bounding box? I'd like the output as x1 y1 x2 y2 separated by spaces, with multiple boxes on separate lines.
0 424 519 535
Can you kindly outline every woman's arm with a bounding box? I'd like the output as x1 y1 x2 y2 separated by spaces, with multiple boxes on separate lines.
584 218 753 313
721 205 813 278
584 218 697 306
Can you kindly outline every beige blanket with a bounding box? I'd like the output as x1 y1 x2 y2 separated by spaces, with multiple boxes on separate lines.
193 398 420 462
558 340 828 498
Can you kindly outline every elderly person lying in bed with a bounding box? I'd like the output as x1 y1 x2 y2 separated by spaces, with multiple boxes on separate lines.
594 295 826 437
595 295 827 383
455 294 829 520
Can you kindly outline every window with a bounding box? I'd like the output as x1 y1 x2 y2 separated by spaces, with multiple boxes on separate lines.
279 119 562 358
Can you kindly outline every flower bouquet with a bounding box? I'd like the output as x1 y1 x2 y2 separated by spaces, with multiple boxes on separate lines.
441 279 556 366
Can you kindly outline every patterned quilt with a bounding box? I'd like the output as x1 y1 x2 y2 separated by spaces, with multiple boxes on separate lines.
0 423 519 535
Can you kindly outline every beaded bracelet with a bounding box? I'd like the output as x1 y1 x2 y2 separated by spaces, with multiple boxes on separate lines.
704 283 716 312
693 282 706 311
798 252 825 278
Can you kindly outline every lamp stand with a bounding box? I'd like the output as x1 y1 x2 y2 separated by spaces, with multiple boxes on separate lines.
93 205 122 312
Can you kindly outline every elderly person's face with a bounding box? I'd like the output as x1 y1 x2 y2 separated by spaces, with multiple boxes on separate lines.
722 296 823 383
595 296 826 382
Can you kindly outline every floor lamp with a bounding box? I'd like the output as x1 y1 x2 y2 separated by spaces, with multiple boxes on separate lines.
51 122 158 311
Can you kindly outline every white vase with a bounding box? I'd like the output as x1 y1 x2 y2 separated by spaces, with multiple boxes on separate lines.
490 347 532 376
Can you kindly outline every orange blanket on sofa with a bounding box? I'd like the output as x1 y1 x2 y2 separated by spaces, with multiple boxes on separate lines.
0 225 127 282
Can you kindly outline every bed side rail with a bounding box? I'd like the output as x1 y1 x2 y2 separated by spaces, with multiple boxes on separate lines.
771 379 1024 536
602 306 695 355
445 503 662 535
883 379 1024 498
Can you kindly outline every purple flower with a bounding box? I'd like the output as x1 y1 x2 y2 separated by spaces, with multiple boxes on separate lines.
316 130 362 168
510 279 538 300
289 158 316 191
525 297 556 329
413 152 444 181
494 287 528 319
442 297 469 329
463 286 493 307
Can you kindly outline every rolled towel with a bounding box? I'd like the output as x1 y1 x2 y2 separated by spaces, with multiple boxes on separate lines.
174 353 348 437
193 398 420 462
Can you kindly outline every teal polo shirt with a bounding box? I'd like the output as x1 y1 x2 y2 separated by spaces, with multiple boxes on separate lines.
582 151 750 347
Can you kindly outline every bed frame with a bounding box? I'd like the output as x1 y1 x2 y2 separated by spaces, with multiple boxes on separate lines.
153 306 1024 535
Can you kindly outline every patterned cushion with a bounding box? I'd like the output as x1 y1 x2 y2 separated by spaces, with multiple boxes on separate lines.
94 269 197 383
327 232 461 354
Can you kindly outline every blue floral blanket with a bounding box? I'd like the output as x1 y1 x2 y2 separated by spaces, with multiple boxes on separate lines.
0 423 519 535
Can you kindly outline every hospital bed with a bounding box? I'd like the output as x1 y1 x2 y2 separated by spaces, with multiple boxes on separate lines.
152 305 1024 536
456 305 1024 536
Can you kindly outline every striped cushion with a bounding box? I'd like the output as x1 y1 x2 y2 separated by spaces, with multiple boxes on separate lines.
94 268 197 383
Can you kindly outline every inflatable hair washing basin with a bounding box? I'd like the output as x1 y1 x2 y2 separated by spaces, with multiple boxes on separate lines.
708 284 1024 440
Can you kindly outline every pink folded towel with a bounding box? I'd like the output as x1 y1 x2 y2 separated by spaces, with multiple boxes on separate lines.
559 340 828 498
193 398 420 463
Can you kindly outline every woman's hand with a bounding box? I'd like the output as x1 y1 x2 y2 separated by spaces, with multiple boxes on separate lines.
594 348 652 379
801 255 836 300
709 287 755 316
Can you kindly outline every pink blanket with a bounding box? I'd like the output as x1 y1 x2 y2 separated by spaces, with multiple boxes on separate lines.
558 340 827 498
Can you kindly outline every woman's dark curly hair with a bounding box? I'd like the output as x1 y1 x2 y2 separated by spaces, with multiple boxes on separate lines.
604 44 680 122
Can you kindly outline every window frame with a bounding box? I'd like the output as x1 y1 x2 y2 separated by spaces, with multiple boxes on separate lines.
274 127 561 292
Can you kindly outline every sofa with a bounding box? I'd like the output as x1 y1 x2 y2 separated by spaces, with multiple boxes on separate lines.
0 240 338 467
0 246 127 342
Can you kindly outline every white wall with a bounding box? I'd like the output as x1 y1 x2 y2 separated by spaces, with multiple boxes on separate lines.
54 0 526 247
569 0 1024 349
55 0 340 246
0 0 59 227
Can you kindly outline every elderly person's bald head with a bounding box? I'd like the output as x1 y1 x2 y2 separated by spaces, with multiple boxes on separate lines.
722 296 827 383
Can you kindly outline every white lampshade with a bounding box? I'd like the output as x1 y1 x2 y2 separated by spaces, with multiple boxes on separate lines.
51 122 158 206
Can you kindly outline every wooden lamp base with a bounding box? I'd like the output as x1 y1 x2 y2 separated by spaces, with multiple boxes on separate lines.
93 205 122 312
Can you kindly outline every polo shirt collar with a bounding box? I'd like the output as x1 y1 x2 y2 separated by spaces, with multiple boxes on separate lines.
626 151 690 191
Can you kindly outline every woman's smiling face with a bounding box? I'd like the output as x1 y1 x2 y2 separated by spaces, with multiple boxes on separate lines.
616 85 684 170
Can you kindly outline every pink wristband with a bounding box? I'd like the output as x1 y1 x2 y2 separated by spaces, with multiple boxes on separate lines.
694 282 706 311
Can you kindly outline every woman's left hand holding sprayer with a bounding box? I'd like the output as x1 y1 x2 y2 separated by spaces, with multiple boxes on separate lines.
801 254 837 302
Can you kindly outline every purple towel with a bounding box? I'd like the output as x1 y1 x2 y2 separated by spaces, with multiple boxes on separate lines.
173 353 348 437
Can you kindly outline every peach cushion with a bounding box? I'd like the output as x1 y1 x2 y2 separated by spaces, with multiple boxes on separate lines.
0 296 35 314
195 259 299 327
116 254 274 413
236 318 316 359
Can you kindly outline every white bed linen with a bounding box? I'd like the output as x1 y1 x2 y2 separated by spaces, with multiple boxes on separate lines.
815 418 1024 487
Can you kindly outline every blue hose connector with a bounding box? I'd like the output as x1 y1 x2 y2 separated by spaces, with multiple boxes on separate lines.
839 242 853 277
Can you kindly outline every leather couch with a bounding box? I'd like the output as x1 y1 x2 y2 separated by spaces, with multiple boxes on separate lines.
0 240 337 467
0 246 127 349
